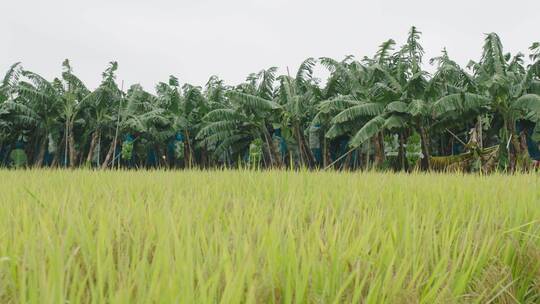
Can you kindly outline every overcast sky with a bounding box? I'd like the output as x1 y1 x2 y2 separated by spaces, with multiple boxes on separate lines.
3 0 540 92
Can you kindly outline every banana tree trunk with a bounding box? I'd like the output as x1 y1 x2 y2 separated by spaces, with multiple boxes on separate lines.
365 139 370 170
418 125 430 171
64 119 69 167
293 124 314 168
156 145 167 168
51 150 59 168
183 130 194 169
56 130 66 167
294 126 307 167
26 137 37 167
261 132 275 168
200 145 208 168
398 131 409 171
68 121 78 168
373 132 385 167
299 126 316 168
323 136 328 168
261 124 282 168
86 131 99 165
101 138 117 169
184 140 191 168
477 116 483 149
343 152 352 170
506 119 523 172
34 136 47 168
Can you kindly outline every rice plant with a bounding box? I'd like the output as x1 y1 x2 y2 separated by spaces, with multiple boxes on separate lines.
0 170 538 303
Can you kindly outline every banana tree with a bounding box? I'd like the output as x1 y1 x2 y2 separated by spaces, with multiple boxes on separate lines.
276 58 320 167
109 84 169 168
333 27 433 170
198 89 282 168
13 70 64 167
181 83 211 167
79 62 121 167
56 59 90 167
434 34 537 171
314 54 388 168
203 67 283 168
0 63 23 146
196 99 258 167
310 56 359 167
317 37 421 169
427 48 480 157
156 75 187 167
508 42 540 166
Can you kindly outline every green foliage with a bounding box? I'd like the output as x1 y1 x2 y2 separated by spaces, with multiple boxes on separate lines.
332 102 384 124
9 148 27 168
1 28 540 171
248 138 263 168
121 141 133 160
349 116 385 147
433 93 490 117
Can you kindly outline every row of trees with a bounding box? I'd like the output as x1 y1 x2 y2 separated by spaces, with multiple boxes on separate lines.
2 28 540 172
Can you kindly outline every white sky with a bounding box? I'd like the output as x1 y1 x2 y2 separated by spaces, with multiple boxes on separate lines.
3 0 540 92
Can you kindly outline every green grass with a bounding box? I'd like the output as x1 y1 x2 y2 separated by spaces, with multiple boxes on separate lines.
0 170 539 303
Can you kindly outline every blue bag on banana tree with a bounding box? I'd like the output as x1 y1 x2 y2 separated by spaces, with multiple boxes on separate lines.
147 149 158 166
516 120 540 160
175 132 184 142
312 148 322 164
273 128 287 157
44 151 54 166
526 136 540 160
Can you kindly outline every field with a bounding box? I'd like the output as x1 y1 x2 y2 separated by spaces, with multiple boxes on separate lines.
0 170 539 303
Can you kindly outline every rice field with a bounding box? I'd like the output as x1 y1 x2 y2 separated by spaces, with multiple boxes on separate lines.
0 170 539 303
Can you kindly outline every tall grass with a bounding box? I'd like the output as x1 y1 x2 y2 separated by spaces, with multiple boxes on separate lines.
0 170 539 303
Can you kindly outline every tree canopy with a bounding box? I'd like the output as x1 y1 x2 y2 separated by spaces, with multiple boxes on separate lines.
2 28 540 172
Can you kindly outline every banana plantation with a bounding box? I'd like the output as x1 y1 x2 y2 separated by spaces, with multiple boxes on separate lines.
2 27 540 172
